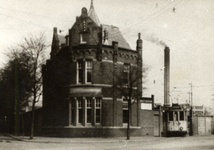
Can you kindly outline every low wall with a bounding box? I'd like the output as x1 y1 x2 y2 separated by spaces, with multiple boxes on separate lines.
192 116 214 135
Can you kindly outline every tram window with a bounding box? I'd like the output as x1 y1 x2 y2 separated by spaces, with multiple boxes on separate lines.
174 112 178 121
169 112 173 121
180 111 184 121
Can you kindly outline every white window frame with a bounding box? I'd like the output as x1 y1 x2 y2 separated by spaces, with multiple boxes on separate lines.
86 98 92 124
123 64 130 85
80 34 87 44
77 61 83 84
122 101 128 125
77 99 83 124
95 98 102 124
85 61 92 84
70 100 75 125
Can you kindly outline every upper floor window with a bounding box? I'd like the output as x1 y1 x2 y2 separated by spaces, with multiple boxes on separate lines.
86 61 92 83
123 64 130 84
80 34 87 44
76 60 92 84
77 61 83 84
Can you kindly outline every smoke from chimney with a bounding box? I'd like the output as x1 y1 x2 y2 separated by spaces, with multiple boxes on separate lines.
141 30 167 47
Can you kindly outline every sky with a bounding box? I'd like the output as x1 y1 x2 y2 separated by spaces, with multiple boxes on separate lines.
0 0 214 108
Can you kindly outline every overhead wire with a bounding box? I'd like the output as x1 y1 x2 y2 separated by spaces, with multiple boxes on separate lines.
103 0 183 42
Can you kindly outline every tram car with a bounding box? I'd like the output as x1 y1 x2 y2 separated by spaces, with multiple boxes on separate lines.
165 104 189 136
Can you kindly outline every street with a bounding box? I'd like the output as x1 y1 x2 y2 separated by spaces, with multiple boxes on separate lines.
0 134 214 150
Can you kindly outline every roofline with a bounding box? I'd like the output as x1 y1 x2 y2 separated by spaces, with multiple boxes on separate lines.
102 45 137 53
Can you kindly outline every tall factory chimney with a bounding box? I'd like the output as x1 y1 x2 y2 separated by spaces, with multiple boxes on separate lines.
164 47 170 107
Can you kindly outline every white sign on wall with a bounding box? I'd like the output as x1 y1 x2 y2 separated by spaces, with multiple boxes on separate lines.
141 103 152 110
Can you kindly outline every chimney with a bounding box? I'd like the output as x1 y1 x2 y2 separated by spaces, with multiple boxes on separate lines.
164 47 170 107
137 33 142 58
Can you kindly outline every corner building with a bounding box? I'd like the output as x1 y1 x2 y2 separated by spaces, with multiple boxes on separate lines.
42 2 154 137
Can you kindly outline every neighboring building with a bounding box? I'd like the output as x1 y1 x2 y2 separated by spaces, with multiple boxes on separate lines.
192 105 205 116
41 1 154 137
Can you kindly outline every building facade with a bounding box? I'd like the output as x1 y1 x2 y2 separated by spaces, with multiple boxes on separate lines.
42 1 154 137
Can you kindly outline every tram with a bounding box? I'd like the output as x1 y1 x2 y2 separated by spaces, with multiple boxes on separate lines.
165 104 189 136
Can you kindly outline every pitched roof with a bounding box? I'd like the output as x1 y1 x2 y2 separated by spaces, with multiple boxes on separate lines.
88 0 100 26
102 24 131 49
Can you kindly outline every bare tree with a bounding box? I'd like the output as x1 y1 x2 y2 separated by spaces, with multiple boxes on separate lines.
109 64 148 140
7 33 49 139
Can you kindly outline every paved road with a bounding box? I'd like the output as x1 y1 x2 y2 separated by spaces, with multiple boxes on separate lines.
1 133 214 150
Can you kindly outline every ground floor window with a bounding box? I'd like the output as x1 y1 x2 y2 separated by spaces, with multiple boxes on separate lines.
78 99 83 123
86 98 92 123
71 100 75 124
123 102 128 124
70 97 102 126
95 98 101 123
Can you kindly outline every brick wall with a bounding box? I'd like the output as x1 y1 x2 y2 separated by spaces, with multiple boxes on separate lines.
140 110 154 136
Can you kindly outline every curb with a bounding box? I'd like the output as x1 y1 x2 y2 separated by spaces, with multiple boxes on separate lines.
3 134 162 144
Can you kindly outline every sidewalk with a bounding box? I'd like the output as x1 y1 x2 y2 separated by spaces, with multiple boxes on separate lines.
5 133 163 144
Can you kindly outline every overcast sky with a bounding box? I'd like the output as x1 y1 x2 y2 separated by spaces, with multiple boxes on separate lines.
1 0 214 107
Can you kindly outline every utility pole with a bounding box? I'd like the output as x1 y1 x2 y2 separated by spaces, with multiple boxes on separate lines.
189 83 193 136
190 83 193 106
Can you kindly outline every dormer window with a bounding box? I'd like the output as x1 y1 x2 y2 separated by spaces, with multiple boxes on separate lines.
80 34 87 44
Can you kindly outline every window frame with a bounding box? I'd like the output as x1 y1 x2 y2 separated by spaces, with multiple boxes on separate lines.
123 64 130 85
77 99 83 124
77 60 83 84
85 60 92 84
86 98 92 124
71 100 75 124
122 101 129 124
80 34 87 44
95 98 102 124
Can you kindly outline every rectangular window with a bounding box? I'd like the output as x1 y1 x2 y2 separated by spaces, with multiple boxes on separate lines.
86 98 92 123
123 64 130 84
174 112 178 121
95 99 101 123
123 103 128 123
86 61 92 83
77 61 83 83
169 112 173 121
71 100 75 124
180 111 184 121
78 99 83 123
80 34 87 44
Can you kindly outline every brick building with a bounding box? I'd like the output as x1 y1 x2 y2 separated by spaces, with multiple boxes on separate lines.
41 1 154 137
